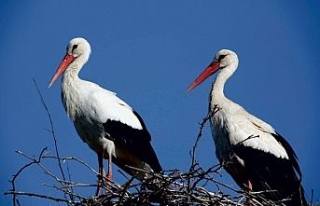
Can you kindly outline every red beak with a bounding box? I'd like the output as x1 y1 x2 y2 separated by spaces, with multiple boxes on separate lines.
187 61 220 92
48 54 76 88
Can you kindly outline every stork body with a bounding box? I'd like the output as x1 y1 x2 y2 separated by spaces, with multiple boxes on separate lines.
49 37 162 195
188 49 307 205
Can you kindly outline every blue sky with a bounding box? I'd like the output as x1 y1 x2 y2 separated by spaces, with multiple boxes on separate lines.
1 1 320 205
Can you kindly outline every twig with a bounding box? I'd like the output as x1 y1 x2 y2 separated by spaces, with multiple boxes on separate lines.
190 105 221 170
7 148 47 206
43 155 98 175
33 78 74 201
188 105 220 193
6 85 301 205
5 191 73 204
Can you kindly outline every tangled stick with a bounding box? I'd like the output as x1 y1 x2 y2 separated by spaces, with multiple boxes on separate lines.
5 80 315 205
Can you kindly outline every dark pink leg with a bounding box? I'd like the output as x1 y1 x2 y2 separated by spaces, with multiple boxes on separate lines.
95 153 104 196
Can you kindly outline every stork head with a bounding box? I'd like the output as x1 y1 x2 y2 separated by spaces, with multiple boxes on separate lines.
66 37 92 59
49 37 91 87
187 49 238 92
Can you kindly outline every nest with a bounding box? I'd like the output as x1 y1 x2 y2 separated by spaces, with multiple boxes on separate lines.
4 140 286 206
4 80 314 206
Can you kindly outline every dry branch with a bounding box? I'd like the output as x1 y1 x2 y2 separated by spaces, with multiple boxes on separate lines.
4 79 316 206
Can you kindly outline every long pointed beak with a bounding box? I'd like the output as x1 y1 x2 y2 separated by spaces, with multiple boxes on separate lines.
48 54 76 88
187 61 220 92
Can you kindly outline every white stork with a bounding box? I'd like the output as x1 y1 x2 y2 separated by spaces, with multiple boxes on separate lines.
49 37 162 195
187 49 307 205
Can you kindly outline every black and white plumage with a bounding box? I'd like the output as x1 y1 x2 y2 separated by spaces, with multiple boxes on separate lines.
188 49 307 205
49 37 162 195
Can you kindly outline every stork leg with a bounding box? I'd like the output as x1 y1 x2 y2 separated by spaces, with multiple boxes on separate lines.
248 180 252 191
107 154 113 180
246 180 253 206
95 152 104 196
95 152 113 195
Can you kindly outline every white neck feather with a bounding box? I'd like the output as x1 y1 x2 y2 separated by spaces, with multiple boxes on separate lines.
62 53 89 85
210 60 238 106
61 54 89 120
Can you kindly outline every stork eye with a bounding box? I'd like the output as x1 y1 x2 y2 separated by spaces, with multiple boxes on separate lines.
218 54 227 61
72 45 78 52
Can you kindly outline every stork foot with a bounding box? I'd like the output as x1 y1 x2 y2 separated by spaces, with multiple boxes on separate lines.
245 180 253 206
244 199 254 206
95 172 105 196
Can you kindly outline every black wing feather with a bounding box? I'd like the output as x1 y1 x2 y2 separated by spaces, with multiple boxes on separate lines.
103 110 162 173
232 133 307 205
